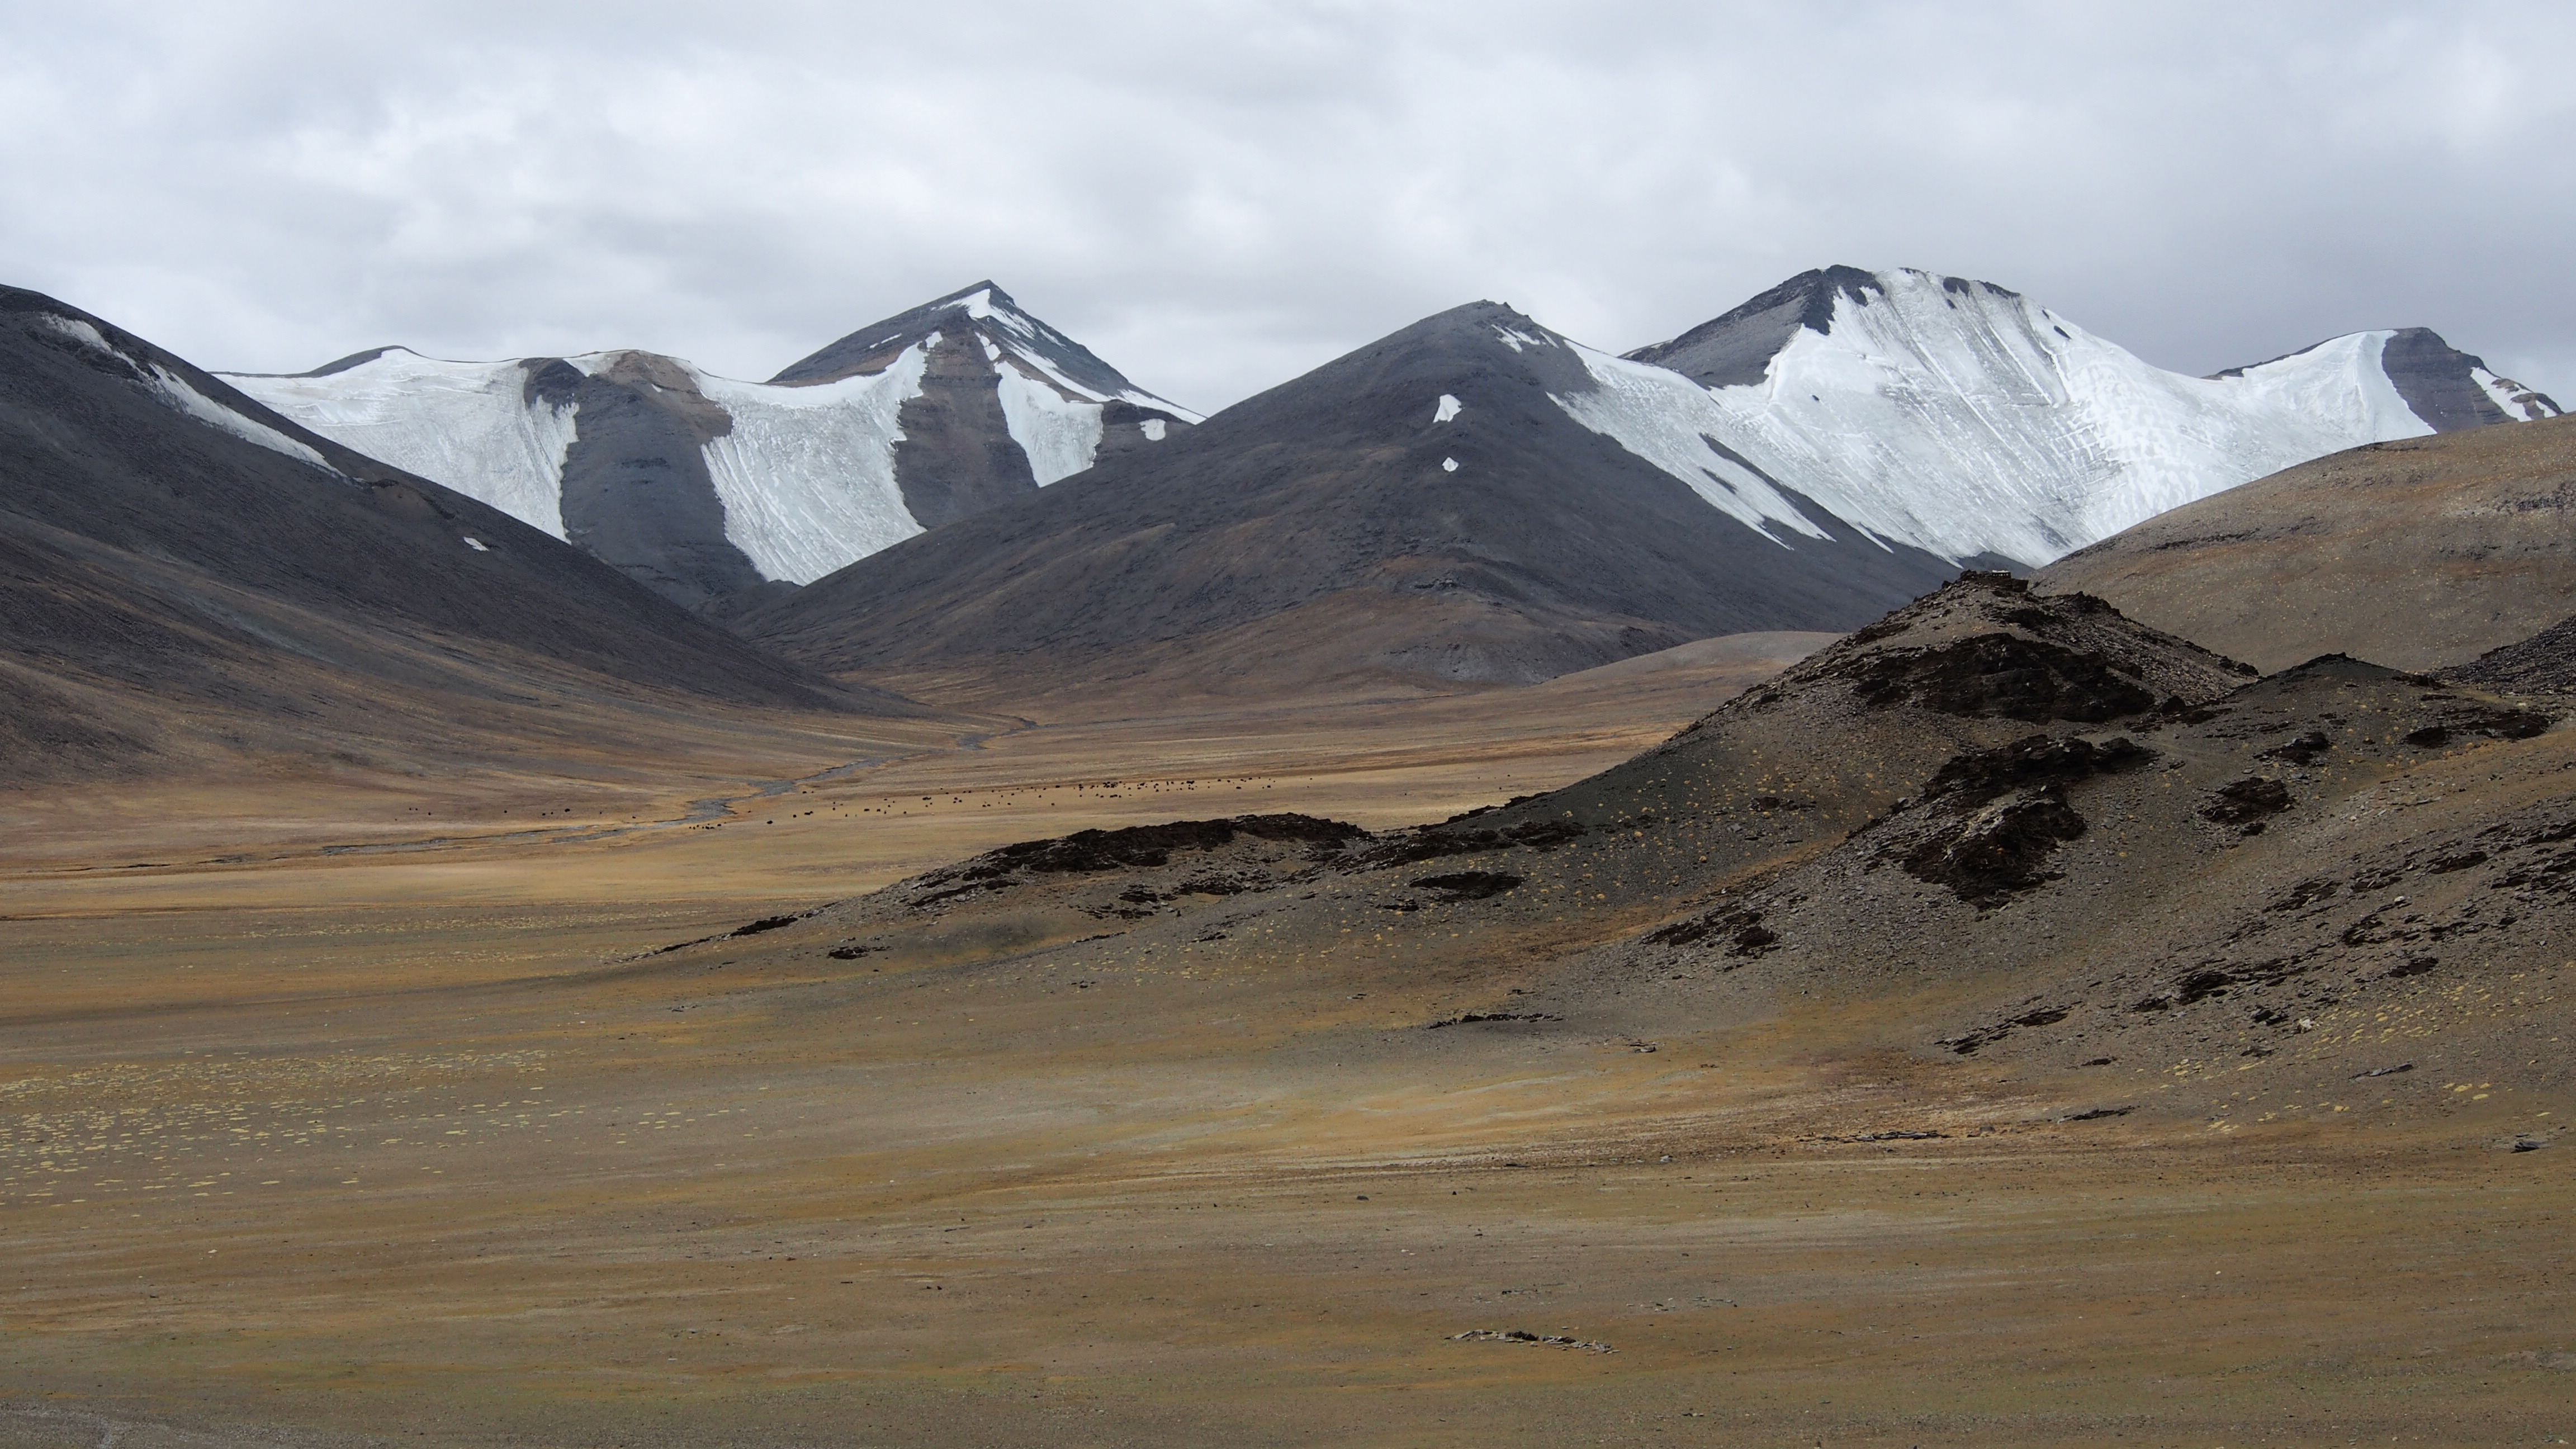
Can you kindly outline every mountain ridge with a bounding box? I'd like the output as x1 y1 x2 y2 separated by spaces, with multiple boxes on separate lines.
221 283 1198 610
738 299 1972 702
0 285 918 782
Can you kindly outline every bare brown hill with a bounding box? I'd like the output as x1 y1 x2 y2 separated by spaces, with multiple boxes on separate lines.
664 572 2571 1134
2034 413 2576 672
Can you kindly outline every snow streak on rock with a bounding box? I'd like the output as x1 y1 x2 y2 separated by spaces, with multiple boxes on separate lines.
40 314 337 476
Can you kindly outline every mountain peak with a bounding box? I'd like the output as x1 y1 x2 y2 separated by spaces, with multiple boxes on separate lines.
766 282 1195 422
222 280 1202 609
1626 266 2026 387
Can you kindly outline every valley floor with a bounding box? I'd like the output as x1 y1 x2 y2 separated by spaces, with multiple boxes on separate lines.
3 638 2569 1447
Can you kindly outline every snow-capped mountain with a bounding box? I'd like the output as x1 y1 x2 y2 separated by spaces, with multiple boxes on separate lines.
0 284 866 782
744 276 2560 699
1610 266 2560 566
224 282 1196 610
741 301 1967 694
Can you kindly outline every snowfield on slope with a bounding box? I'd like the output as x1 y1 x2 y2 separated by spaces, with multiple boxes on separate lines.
1546 269 2486 566
695 353 929 584
227 349 573 533
226 323 1181 585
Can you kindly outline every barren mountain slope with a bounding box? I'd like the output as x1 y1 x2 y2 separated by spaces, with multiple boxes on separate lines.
2034 414 2576 671
692 577 2277 1064
675 574 2570 1135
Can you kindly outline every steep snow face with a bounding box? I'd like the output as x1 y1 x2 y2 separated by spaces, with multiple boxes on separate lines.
228 349 571 533
695 352 929 584
995 366 1109 485
1575 269 2469 565
1542 337 1832 546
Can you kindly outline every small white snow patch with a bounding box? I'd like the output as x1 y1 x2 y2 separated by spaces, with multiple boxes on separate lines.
2473 367 2560 422
462 536 487 552
1140 418 1167 442
1491 325 1548 353
1434 394 1462 423
1441 457 1459 473
36 314 331 472
36 314 115 354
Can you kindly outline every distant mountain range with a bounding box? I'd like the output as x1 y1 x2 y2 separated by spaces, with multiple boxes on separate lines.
228 267 2558 627
735 269 2559 697
8 263 2573 801
10 262 2544 711
224 282 1199 611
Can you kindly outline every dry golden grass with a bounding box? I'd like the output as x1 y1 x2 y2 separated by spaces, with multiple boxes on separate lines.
4 634 2571 1447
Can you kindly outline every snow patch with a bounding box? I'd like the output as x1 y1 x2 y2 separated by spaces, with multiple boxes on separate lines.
1441 457 1459 473
462 536 487 552
986 332 1202 423
695 345 931 584
2473 367 2560 422
36 314 116 355
1434 394 1462 423
40 312 337 473
1491 325 1547 353
227 350 574 535
1140 418 1168 442
995 365 1108 486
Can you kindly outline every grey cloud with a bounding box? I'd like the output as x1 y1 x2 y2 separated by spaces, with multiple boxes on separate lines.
2 1 2566 414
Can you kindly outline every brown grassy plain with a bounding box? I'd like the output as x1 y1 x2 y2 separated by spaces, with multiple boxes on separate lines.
4 631 2571 1447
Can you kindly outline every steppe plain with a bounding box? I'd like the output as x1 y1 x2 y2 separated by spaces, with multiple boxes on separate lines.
3 630 2570 1448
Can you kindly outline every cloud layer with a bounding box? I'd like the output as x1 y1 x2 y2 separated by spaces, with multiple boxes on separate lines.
3 1 2567 413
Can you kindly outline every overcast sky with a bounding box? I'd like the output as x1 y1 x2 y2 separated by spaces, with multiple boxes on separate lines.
3 2 2567 413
